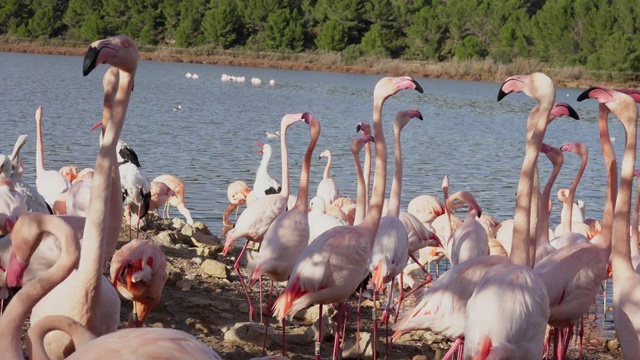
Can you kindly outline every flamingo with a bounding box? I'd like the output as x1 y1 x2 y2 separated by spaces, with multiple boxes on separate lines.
248 112 319 355
223 180 251 227
316 149 340 205
535 143 564 265
28 35 138 359
1 212 81 360
407 194 445 224
252 142 282 198
308 195 347 243
34 106 71 208
630 169 640 271
151 174 193 224
110 239 168 328
356 121 372 213
28 315 222 360
149 180 174 216
0 179 27 234
59 165 80 183
444 190 488 266
273 76 423 360
223 113 306 321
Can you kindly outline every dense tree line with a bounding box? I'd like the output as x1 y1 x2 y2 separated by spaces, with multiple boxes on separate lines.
1 0 640 71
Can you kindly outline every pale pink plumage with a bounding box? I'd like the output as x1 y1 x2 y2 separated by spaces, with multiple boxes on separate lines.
34 106 71 207
316 149 340 205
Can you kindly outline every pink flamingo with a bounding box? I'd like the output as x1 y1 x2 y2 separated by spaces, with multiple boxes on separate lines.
273 76 423 360
58 165 80 183
316 149 340 205
444 190 488 266
149 181 174 215
356 121 372 212
248 112 319 355
630 169 640 271
308 195 348 242
584 86 640 357
407 194 445 224
28 315 222 360
110 239 168 328
223 113 306 321
151 174 193 224
0 179 27 234
34 106 71 209
28 35 138 358
223 180 251 227
535 143 564 265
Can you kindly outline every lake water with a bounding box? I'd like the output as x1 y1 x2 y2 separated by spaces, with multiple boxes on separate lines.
0 51 620 342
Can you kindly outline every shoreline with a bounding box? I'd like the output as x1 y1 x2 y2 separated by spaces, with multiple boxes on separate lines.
1 41 637 90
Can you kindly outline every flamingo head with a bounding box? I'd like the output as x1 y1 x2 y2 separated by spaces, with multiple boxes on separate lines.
394 109 423 131
497 72 553 102
83 35 139 76
374 76 423 103
356 122 372 135
550 102 580 121
578 86 638 115
350 134 374 154
540 143 564 166
560 142 587 157
319 149 331 160
113 257 159 327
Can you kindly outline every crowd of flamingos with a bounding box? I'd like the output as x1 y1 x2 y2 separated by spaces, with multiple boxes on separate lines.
0 34 639 360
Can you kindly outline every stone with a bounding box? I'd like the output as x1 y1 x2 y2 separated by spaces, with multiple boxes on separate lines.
304 314 333 342
193 257 203 265
193 221 212 235
342 332 383 359
155 231 176 247
605 338 620 352
223 322 273 347
181 224 195 237
176 278 194 291
212 301 231 312
171 217 186 230
191 232 222 247
201 259 229 279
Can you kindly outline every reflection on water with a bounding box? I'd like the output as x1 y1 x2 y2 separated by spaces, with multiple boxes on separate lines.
0 52 624 349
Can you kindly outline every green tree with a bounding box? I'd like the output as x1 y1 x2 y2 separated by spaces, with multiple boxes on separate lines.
359 23 390 57
313 0 365 45
28 0 67 38
63 0 101 39
530 0 577 63
174 0 207 47
261 8 304 51
202 0 242 48
315 18 348 51
405 4 445 60
0 0 32 35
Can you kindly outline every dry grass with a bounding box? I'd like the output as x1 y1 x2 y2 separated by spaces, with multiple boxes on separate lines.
2 35 638 89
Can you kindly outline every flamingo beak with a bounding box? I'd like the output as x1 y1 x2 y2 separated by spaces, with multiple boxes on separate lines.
130 300 152 328
6 252 27 289
89 120 103 132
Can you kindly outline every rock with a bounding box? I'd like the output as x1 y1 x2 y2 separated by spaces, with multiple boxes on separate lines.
193 257 203 265
181 224 195 237
192 221 212 235
223 322 273 347
304 314 333 342
165 265 182 285
212 301 231 312
201 259 229 279
342 332 383 359
412 355 428 360
294 304 331 325
605 338 620 352
191 232 222 247
171 218 186 230
155 231 176 247
196 247 218 258
176 278 194 291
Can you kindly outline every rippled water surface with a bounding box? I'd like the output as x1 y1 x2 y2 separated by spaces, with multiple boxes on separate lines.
0 52 622 344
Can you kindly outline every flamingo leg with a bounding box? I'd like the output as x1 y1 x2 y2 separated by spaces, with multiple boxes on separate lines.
234 241 255 322
332 303 343 360
315 304 323 360
356 285 363 358
372 290 378 360
389 272 433 323
442 337 464 360
127 204 132 241
340 304 349 358
136 202 142 239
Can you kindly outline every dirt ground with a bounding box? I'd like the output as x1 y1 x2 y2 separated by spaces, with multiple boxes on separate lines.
93 212 624 360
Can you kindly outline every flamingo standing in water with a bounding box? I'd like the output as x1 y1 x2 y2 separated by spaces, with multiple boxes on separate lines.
248 112 319 355
316 149 340 205
151 174 193 224
223 113 306 321
34 106 71 209
28 35 138 359
273 76 423 360
110 239 168 328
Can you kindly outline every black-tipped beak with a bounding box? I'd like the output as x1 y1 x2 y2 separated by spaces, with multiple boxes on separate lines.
577 87 600 102
356 124 362 133
83 46 100 76
566 105 580 120
416 111 424 120
497 89 508 101
412 79 424 93
318 155 322 160
302 112 311 124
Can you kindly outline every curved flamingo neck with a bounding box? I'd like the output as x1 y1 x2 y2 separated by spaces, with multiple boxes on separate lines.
35 107 45 176
387 122 406 218
442 181 453 244
631 178 640 261
537 157 562 246
279 121 292 199
612 107 638 274
353 145 366 225
512 100 553 268
322 152 332 180
256 147 272 178
593 106 617 251
28 315 97 359
564 151 588 233
0 215 79 360
293 123 320 211
364 142 372 212
362 101 387 236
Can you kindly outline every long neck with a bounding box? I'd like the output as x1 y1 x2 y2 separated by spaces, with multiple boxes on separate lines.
28 315 97 359
353 148 366 225
78 68 132 308
35 108 45 176
529 166 540 266
0 216 79 360
280 122 291 199
564 154 587 233
593 106 617 251
362 101 387 241
443 185 453 244
387 123 404 218
511 103 551 268
612 112 637 275
322 153 331 180
631 179 640 260
257 150 272 177
537 160 562 246
293 126 319 211
364 142 372 212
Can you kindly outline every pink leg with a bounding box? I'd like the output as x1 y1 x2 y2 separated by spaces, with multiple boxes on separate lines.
234 242 254 322
315 304 323 360
442 337 464 360
389 272 433 323
356 286 363 358
282 316 287 357
332 303 344 360
341 304 349 356
372 291 378 360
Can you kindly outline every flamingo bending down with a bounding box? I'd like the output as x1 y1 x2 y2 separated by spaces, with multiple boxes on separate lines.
34 107 71 208
151 174 193 224
29 35 138 359
110 239 168 328
407 194 445 224
223 180 251 226
273 76 423 360
316 149 340 205
223 113 307 321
